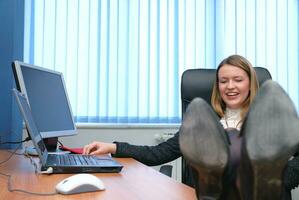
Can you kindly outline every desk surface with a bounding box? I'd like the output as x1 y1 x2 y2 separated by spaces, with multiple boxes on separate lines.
0 150 196 200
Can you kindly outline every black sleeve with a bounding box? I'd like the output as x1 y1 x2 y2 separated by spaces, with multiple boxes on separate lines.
284 154 299 191
112 131 182 166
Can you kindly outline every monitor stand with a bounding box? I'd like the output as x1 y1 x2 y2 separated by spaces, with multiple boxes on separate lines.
25 137 69 156
44 137 70 154
44 137 59 152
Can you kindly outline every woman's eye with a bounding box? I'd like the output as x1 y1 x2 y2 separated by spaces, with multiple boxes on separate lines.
219 80 227 84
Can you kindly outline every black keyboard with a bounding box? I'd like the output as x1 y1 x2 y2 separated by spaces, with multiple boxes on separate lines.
48 154 102 166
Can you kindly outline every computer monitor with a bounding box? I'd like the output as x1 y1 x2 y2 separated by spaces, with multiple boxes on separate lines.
12 61 77 151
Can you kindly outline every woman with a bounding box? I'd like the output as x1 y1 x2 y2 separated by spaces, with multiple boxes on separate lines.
179 55 258 199
84 55 299 199
179 55 299 199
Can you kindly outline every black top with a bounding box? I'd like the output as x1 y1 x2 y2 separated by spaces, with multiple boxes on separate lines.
113 131 181 166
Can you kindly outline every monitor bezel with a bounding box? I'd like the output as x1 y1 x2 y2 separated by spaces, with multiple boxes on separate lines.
12 60 77 139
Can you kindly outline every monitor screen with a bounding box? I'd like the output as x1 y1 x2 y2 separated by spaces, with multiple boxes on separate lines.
12 61 77 139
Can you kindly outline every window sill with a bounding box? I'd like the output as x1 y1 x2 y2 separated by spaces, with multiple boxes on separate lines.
76 123 181 129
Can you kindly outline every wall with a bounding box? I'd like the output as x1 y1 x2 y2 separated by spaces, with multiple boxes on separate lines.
0 0 24 148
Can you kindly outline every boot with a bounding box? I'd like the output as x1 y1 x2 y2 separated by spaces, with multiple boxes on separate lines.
179 98 230 200
240 80 299 200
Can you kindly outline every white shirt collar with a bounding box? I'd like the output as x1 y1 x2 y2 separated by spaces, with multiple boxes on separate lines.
220 108 242 130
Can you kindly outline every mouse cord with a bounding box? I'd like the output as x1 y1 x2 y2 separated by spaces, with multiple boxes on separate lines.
0 143 57 196
0 172 58 196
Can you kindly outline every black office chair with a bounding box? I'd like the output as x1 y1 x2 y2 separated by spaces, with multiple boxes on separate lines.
180 67 272 186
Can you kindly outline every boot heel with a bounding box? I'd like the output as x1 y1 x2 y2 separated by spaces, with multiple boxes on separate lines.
193 166 224 199
251 161 286 199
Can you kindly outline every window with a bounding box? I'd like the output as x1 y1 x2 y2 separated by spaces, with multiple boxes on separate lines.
24 0 299 124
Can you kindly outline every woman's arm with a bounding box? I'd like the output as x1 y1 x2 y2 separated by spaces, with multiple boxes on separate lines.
113 131 182 166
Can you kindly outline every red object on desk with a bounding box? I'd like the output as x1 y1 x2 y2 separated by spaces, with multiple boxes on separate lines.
59 145 83 154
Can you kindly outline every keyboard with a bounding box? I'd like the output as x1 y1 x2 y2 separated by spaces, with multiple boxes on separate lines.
48 154 102 166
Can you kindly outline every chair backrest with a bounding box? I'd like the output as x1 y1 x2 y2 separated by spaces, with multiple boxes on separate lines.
181 67 272 115
180 67 272 186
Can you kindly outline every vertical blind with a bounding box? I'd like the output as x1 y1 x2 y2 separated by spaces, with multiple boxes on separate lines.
24 0 299 124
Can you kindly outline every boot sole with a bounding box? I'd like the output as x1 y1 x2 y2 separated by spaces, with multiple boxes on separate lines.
179 98 229 199
242 80 299 199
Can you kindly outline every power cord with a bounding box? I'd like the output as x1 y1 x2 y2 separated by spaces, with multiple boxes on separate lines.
0 136 31 145
1 137 31 156
40 167 53 174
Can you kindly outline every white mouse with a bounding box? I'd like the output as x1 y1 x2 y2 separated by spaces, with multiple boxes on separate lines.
56 174 105 195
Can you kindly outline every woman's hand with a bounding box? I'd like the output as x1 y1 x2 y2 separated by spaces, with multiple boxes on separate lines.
83 141 117 155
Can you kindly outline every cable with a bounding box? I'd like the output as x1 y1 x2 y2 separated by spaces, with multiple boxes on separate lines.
57 140 63 146
40 167 53 174
0 172 58 196
0 136 31 145
0 143 22 165
5 149 24 156
1 137 31 156
57 140 66 150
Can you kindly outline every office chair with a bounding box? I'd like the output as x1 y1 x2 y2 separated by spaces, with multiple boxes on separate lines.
180 67 272 186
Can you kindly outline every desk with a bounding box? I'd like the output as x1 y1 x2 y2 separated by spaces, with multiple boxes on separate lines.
0 150 196 200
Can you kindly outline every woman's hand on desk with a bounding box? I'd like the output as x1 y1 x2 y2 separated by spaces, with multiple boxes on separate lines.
83 141 117 155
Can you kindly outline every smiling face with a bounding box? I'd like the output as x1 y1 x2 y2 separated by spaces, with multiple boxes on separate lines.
218 64 250 109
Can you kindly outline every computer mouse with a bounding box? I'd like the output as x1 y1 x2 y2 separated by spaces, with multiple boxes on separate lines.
56 174 105 195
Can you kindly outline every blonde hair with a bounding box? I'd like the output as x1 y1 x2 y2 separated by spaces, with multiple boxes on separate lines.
211 55 259 121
